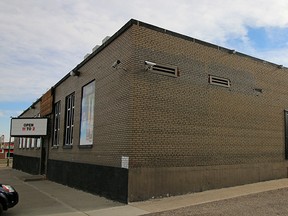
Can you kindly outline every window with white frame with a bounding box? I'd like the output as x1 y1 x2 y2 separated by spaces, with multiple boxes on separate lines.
31 138 35 148
26 138 31 149
36 138 41 148
53 101 61 146
23 138 27 149
19 138 23 149
64 93 75 146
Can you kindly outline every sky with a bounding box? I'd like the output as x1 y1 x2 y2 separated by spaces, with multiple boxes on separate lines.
1 0 288 141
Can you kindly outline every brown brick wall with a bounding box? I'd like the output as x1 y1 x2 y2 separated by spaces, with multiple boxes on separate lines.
49 28 134 167
128 162 288 201
128 24 288 168
45 22 288 169
15 21 288 170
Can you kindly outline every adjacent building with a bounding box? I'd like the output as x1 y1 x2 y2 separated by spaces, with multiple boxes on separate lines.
0 142 14 159
13 19 288 203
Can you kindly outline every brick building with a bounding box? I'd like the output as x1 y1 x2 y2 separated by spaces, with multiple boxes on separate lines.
0 142 14 159
13 19 288 202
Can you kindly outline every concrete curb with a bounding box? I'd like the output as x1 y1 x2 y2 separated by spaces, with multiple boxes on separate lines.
21 174 46 182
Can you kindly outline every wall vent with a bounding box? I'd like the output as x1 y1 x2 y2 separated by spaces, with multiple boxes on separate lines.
209 75 231 88
145 61 179 77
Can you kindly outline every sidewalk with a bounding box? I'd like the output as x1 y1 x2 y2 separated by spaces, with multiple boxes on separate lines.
131 178 288 213
2 167 288 216
82 178 288 216
0 158 13 168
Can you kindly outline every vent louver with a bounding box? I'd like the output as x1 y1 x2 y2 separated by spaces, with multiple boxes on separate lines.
145 61 179 77
209 75 231 88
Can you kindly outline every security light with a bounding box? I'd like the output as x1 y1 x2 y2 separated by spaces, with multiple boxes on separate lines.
112 60 121 68
112 60 127 71
144 61 156 70
70 70 80 76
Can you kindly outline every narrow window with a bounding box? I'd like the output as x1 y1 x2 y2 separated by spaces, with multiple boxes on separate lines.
26 138 30 149
80 81 95 146
31 138 35 148
64 93 75 146
53 101 61 146
19 138 23 149
36 138 41 148
23 138 27 149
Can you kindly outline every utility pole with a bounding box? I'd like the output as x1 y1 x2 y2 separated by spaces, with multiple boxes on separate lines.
7 118 12 167
0 135 4 148
7 135 11 167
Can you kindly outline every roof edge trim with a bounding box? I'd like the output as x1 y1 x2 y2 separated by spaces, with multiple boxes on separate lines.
54 18 285 89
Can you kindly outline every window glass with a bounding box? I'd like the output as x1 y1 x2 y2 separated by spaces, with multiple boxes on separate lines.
80 81 95 145
36 138 41 148
31 138 35 148
19 138 23 149
26 138 30 148
64 93 75 145
53 101 61 146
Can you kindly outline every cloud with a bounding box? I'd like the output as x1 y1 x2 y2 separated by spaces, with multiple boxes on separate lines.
0 110 13 118
1 0 288 103
1 0 288 139
0 102 29 118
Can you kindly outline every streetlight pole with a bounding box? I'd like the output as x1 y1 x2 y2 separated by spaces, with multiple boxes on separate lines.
6 118 12 167
6 135 11 167
0 135 3 149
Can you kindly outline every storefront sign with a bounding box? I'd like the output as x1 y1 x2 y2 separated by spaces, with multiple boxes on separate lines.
10 118 48 137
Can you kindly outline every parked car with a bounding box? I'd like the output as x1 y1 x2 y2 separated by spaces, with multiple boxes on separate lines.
0 183 18 215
